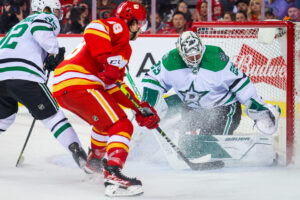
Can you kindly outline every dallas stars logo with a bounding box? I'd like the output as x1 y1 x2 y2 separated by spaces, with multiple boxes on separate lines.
178 82 209 107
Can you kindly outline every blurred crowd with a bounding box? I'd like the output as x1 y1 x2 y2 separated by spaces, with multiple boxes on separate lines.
0 0 300 34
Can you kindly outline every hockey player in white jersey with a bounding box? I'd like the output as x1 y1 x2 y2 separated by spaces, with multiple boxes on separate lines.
0 0 87 169
141 31 281 137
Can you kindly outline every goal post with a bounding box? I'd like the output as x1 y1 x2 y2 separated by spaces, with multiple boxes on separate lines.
192 21 299 165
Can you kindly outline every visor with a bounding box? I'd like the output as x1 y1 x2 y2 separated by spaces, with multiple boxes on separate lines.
138 19 148 33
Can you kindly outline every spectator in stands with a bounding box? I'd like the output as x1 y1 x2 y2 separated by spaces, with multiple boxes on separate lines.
0 0 29 33
175 1 193 27
78 1 90 22
144 11 168 34
62 5 88 33
223 11 235 21
128 0 142 3
235 10 248 21
219 0 235 13
97 0 117 19
265 7 276 19
287 5 300 22
235 0 249 12
193 0 223 21
247 0 261 21
165 11 191 34
264 0 288 20
193 0 208 22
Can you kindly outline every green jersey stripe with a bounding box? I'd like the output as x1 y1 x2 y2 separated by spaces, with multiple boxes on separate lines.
0 58 44 74
142 79 166 90
0 66 42 77
31 26 52 35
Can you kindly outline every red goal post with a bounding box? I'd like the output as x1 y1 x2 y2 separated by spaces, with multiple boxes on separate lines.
192 21 299 165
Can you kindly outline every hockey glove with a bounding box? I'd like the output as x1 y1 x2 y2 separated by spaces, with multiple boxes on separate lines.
98 63 120 85
135 102 160 129
44 47 65 71
245 98 281 135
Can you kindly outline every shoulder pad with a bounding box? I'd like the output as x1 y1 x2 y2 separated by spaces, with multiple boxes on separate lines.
162 48 188 71
200 45 229 72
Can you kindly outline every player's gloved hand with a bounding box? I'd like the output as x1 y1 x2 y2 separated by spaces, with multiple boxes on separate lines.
98 63 120 85
44 47 65 71
135 102 160 129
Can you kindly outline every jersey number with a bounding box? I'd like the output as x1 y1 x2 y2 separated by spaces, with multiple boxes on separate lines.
0 24 28 49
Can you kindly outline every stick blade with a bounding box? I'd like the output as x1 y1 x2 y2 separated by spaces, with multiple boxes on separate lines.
16 156 25 168
190 160 225 171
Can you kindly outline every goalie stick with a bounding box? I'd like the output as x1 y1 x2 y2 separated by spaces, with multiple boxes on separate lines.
116 78 224 170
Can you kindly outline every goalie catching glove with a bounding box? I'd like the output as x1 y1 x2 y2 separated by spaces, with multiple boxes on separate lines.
244 97 281 135
44 47 65 71
135 102 160 129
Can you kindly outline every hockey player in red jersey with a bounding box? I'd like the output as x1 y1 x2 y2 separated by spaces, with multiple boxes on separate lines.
52 1 159 197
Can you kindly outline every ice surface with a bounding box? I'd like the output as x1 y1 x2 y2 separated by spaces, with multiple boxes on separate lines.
1 108 300 200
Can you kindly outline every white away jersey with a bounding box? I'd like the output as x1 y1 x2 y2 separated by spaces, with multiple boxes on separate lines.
0 12 60 83
141 46 258 110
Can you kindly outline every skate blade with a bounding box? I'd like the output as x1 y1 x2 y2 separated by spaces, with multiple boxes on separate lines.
105 184 143 197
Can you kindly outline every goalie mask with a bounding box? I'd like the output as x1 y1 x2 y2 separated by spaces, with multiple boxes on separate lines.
176 31 205 74
31 0 63 20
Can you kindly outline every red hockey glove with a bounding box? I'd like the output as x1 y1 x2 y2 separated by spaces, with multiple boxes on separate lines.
98 63 120 85
135 102 160 129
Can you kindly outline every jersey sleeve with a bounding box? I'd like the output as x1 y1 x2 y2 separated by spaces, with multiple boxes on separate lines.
141 58 171 108
83 20 112 60
221 61 258 105
30 13 60 54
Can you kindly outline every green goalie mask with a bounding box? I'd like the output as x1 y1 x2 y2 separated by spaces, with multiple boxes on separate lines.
176 31 205 74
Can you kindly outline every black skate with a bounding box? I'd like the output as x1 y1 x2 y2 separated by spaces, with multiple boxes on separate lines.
85 149 106 174
103 164 143 197
68 142 87 170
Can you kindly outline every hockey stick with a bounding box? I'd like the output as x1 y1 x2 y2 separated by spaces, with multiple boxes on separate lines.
16 70 51 167
116 80 224 170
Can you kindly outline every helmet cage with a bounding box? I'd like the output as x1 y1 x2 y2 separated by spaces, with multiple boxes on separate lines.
176 31 205 73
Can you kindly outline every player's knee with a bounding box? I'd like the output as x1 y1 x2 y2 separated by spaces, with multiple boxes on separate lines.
106 118 133 137
0 113 16 133
41 109 67 131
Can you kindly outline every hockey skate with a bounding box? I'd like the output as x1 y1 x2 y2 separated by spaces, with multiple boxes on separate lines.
68 142 87 170
104 164 143 197
85 149 106 174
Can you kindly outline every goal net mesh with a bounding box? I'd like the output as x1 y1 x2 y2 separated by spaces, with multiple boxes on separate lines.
193 22 299 165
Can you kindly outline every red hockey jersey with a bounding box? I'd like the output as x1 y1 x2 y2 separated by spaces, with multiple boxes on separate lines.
52 17 132 97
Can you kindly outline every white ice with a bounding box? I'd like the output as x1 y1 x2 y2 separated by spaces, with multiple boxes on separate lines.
1 107 300 200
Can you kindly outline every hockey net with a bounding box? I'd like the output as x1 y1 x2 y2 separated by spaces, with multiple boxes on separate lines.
192 21 300 165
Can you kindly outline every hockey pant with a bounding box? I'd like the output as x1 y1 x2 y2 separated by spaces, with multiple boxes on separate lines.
55 88 134 168
0 79 82 152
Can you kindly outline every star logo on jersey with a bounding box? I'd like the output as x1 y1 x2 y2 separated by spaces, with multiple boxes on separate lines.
178 82 209 107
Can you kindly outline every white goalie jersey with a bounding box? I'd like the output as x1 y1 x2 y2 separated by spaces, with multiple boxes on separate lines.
0 12 60 83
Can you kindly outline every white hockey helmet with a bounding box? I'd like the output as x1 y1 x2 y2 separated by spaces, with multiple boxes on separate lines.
31 0 63 20
176 31 205 73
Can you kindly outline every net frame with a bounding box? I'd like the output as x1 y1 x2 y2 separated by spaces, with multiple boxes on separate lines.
192 21 296 165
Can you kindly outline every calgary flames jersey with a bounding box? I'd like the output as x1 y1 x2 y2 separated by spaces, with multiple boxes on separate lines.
52 17 132 97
